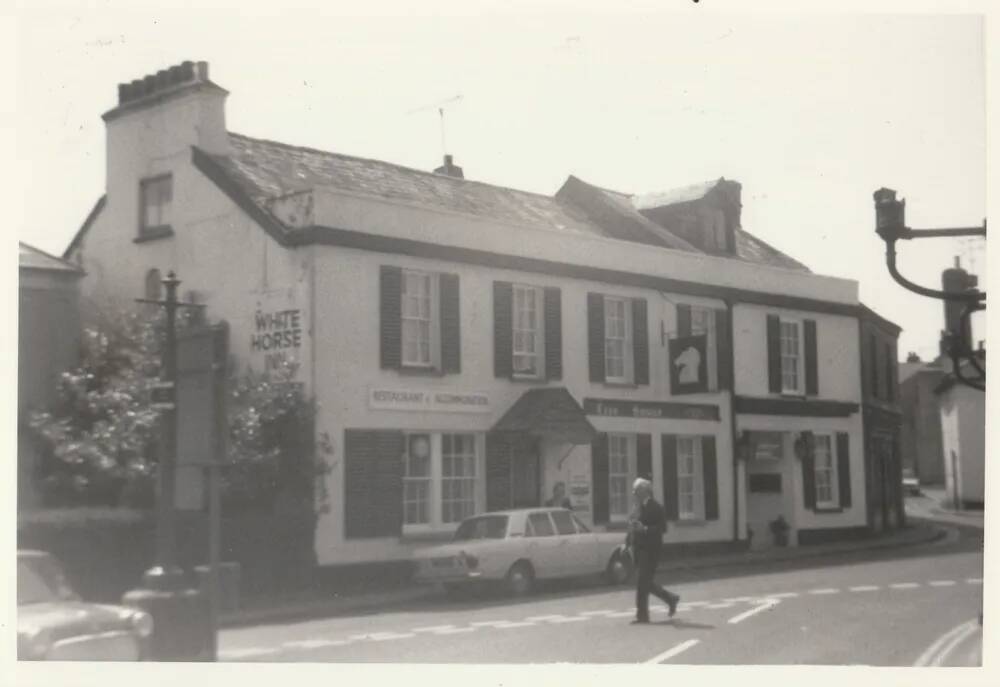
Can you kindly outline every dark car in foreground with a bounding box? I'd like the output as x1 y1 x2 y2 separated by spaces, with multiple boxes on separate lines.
18 550 153 661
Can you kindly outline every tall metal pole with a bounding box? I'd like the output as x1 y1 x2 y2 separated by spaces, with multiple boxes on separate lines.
156 271 181 578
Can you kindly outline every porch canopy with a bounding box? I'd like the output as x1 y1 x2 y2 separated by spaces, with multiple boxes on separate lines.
491 387 597 445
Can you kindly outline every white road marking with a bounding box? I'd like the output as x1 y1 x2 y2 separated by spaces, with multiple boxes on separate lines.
890 582 921 589
929 580 957 587
645 639 701 664
580 610 616 616
914 619 979 667
705 602 735 609
808 588 840 595
412 624 458 632
849 585 880 592
429 626 476 635
728 599 780 625
548 616 589 623
283 638 351 650
220 647 280 659
609 610 637 618
723 596 755 603
769 592 799 599
967 577 983 585
469 620 509 627
526 614 565 621
370 632 416 641
931 622 980 667
494 621 536 629
681 601 709 607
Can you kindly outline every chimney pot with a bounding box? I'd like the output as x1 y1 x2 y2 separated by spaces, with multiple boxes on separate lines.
196 61 209 81
954 256 961 268
168 65 183 84
181 61 195 81
142 75 156 96
118 83 129 103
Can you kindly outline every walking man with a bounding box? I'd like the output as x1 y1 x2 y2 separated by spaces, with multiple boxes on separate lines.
629 477 680 624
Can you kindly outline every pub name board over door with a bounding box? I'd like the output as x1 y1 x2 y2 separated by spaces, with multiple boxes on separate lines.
583 398 720 422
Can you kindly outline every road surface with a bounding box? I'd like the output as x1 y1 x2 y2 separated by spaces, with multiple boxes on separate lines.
219 523 983 665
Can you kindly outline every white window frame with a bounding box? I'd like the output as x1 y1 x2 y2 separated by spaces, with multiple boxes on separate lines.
812 433 839 508
608 433 636 523
688 305 719 391
677 435 704 521
403 433 433 528
511 284 545 379
402 432 484 534
401 270 439 368
140 175 173 232
779 318 805 395
440 433 478 525
604 296 633 384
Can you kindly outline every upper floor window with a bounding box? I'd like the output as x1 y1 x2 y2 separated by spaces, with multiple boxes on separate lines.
779 319 803 394
381 265 460 374
512 284 544 378
402 270 436 367
604 296 633 383
884 342 895 402
140 175 172 234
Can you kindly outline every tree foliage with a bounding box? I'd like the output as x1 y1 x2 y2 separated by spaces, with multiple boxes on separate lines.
28 309 331 513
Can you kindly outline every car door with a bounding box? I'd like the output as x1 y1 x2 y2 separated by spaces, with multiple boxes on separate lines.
523 511 562 578
550 509 597 576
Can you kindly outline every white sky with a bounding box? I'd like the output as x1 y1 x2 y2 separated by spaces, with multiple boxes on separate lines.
10 1 988 361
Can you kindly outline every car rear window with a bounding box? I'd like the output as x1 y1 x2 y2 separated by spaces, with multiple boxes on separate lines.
453 515 509 541
551 510 576 535
527 512 555 536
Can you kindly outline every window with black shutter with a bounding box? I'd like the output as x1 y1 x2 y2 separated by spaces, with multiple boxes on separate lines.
380 266 402 370
543 287 562 380
344 429 405 539
836 432 852 508
661 434 679 521
702 436 719 521
591 433 610 525
588 293 606 383
766 314 782 393
382 266 460 375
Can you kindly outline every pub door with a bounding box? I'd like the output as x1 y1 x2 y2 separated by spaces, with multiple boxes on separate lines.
511 437 541 508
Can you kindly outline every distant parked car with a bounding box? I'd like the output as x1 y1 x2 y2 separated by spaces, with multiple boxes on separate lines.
413 508 633 596
902 468 922 496
17 550 153 661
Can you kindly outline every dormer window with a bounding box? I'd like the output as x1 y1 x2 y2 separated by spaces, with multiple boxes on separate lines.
138 175 173 241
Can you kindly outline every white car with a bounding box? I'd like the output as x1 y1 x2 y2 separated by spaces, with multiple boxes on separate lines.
413 508 633 596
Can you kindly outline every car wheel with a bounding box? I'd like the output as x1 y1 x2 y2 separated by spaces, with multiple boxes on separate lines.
505 561 534 596
606 551 633 585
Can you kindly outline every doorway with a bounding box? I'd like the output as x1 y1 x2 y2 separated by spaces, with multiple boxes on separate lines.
511 437 541 508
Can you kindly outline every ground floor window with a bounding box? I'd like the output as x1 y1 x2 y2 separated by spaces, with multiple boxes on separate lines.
677 436 704 520
813 433 839 508
404 432 483 532
608 433 636 522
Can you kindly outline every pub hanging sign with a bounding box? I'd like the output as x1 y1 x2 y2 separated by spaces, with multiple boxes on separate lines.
668 334 709 395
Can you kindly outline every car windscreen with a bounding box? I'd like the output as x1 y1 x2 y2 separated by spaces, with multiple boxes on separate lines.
453 515 509 541
18 560 60 605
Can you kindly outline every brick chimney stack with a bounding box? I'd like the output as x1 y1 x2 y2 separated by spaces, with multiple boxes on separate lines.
434 154 464 179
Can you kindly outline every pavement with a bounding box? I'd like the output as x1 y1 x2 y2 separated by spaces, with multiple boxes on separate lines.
906 486 985 529
216 521 984 665
220 518 946 629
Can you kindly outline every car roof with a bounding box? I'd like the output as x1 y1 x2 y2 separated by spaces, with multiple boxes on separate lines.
18 550 51 559
465 507 573 517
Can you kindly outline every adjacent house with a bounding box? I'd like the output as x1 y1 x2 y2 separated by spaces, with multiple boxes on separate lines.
899 355 947 485
18 242 85 510
64 61 888 566
936 355 986 509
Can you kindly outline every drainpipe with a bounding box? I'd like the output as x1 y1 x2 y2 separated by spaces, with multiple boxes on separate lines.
725 299 740 543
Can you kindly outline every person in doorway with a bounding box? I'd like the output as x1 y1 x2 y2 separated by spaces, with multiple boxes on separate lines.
628 477 679 624
545 481 572 510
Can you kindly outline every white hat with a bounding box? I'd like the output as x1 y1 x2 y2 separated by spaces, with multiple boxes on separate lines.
632 477 652 491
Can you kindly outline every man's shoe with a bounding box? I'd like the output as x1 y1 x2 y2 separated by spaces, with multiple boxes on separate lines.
630 618 650 625
667 594 680 618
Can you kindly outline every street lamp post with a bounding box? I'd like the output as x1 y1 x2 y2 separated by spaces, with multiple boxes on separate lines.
123 270 211 660
872 188 986 391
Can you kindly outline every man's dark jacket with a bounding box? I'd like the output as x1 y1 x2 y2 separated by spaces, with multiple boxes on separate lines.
627 497 667 557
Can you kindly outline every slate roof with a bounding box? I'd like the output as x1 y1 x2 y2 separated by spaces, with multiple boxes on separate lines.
217 133 610 240
492 387 597 445
20 242 83 274
632 180 719 210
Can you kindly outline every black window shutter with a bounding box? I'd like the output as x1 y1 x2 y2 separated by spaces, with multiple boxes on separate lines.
661 434 679 521
702 436 719 521
544 287 562 380
591 433 610 525
676 303 692 337
804 319 818 396
837 432 852 508
587 293 605 383
493 282 513 378
767 314 782 393
379 266 402 370
801 431 816 511
715 308 733 391
345 429 404 539
636 433 652 480
632 298 649 385
486 432 512 511
440 273 461 374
